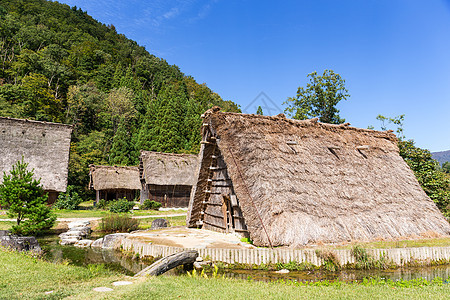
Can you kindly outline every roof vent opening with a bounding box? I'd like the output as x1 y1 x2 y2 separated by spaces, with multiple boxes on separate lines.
327 146 340 159
357 145 369 159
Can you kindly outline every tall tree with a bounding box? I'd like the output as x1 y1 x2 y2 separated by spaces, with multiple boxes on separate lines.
136 82 186 153
109 117 138 165
285 70 349 124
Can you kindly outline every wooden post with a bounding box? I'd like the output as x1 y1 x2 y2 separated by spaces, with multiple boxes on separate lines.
95 190 100 205
140 183 149 205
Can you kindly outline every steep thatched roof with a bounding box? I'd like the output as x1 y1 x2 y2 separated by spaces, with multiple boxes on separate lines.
89 165 141 191
0 117 72 192
140 151 199 186
187 108 450 247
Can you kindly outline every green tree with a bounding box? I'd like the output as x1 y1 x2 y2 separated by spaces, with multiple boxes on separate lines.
0 158 56 235
376 114 405 140
285 70 349 124
109 117 138 165
136 83 186 153
398 140 450 215
442 162 450 174
256 106 263 115
374 115 450 216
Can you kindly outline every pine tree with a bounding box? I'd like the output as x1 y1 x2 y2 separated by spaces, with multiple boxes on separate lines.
136 82 188 153
0 158 56 235
109 117 138 165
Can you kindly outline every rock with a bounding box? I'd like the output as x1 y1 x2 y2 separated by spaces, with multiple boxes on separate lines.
275 269 290 274
59 231 83 239
91 237 104 248
196 256 203 262
60 238 79 245
0 230 10 237
193 261 203 269
150 219 169 230
68 220 90 229
102 233 129 249
69 227 91 236
93 287 114 292
74 239 93 248
0 234 42 253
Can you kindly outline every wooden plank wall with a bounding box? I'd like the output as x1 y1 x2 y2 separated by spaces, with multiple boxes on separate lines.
121 238 450 266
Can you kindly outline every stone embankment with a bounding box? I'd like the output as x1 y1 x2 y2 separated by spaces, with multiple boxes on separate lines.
58 220 130 249
59 220 91 245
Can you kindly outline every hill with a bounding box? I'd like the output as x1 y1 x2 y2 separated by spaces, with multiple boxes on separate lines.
0 0 240 196
432 150 450 165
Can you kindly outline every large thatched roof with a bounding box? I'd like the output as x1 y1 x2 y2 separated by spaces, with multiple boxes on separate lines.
0 117 72 192
187 108 450 247
140 151 198 186
89 165 141 191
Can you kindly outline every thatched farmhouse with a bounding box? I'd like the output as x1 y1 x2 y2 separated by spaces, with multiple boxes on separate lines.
187 107 450 247
140 151 199 207
89 165 141 203
0 117 72 203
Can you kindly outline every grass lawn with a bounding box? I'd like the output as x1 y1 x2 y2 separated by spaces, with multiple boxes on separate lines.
138 215 187 229
1 248 449 299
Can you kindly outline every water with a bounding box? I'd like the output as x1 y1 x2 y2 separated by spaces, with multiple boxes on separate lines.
38 235 450 283
38 235 151 275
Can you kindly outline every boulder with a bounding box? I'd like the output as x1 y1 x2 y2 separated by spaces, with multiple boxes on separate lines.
68 220 90 229
91 238 104 248
0 234 42 253
74 239 93 248
60 238 79 245
150 219 169 230
69 226 91 236
102 233 130 249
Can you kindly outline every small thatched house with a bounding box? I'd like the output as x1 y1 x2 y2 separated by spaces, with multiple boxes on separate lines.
187 108 450 247
89 165 141 203
140 151 199 208
0 117 72 203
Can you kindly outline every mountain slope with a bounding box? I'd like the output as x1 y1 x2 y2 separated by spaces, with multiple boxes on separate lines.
0 0 240 196
432 150 450 164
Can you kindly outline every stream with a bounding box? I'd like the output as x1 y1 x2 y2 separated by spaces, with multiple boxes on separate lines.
38 235 450 282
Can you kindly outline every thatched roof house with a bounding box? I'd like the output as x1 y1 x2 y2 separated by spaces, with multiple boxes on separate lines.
187 108 450 247
140 151 199 207
0 117 72 203
89 165 141 202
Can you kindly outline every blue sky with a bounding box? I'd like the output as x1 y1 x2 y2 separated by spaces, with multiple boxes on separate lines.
59 0 450 152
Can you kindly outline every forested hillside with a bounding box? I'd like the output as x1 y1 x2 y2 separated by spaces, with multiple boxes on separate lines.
0 0 240 196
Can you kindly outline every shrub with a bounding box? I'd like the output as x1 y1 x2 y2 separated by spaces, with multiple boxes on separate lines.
140 199 162 210
96 199 108 210
53 186 83 210
99 214 140 233
109 198 134 213
0 158 56 235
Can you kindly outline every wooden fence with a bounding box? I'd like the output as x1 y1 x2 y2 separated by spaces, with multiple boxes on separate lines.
120 238 450 266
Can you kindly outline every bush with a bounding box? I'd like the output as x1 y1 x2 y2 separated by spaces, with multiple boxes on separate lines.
0 158 56 235
96 199 108 210
109 198 134 213
140 199 162 210
99 214 140 233
53 186 83 210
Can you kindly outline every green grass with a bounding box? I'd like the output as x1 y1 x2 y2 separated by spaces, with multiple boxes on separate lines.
138 215 187 229
1 248 449 299
0 221 15 230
